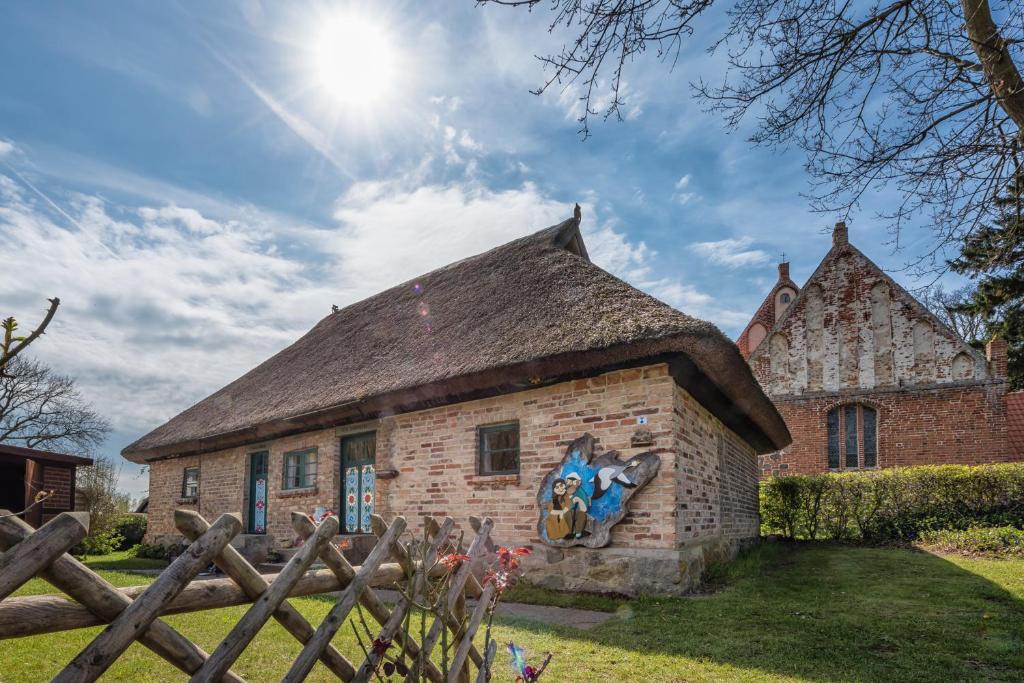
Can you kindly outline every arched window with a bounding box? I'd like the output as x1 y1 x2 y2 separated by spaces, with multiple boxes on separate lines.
827 404 878 469
780 292 791 304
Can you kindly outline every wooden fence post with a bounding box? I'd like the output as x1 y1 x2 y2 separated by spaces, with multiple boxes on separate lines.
291 512 444 683
284 516 408 683
53 513 242 683
474 641 498 683
0 510 504 683
0 512 88 601
0 511 244 683
177 510 356 680
187 513 340 682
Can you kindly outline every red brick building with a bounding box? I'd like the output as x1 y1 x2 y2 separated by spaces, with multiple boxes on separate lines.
124 215 790 595
0 444 92 528
739 222 1019 476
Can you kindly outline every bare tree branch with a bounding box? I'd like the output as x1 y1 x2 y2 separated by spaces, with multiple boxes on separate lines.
0 357 110 456
1 298 60 378
482 0 1024 271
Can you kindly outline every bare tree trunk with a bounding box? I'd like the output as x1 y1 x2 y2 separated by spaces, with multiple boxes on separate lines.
961 0 1024 134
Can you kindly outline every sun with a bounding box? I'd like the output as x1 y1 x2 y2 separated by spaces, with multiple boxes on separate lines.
311 12 397 108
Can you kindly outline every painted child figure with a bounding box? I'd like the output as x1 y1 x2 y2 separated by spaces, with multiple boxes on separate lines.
564 472 590 538
544 479 572 540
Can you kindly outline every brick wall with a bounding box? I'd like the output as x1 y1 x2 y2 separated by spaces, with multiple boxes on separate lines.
147 430 342 545
759 381 1013 476
375 363 679 550
674 384 759 545
42 465 72 508
741 235 1021 478
145 362 762 593
40 464 74 523
147 365 682 548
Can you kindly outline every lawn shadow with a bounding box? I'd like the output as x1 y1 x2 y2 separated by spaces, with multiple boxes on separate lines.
495 544 1024 682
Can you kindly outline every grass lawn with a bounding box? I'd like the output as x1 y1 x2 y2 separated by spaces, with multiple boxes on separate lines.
1 543 1021 682
76 550 169 571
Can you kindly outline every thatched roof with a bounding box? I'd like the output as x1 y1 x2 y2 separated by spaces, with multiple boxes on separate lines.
123 216 790 462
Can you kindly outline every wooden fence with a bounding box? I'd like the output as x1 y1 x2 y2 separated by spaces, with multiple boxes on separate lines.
0 507 500 682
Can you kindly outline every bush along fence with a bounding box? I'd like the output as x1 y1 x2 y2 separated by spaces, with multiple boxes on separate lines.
760 463 1024 543
0 506 540 682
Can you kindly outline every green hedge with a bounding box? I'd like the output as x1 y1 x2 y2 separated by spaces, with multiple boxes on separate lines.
916 526 1024 557
760 464 1024 542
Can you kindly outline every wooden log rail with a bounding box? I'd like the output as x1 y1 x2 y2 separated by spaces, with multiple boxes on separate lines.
0 508 498 683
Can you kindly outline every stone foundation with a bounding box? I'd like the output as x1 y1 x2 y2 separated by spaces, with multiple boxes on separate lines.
524 535 751 596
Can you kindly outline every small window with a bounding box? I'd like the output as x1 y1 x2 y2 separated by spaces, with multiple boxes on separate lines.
780 292 791 303
478 423 520 475
182 467 199 498
283 448 318 489
827 405 878 470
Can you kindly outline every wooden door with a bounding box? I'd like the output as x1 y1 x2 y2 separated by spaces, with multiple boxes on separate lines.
341 432 376 533
247 451 269 534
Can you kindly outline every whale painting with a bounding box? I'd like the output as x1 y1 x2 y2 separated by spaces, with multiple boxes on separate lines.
536 433 661 548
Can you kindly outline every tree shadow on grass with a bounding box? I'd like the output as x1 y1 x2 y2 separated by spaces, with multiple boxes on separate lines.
495 544 1024 682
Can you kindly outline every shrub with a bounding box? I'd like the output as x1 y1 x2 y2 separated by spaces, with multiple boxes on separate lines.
72 528 124 557
760 463 1024 543
113 514 147 550
917 526 1024 557
128 542 181 561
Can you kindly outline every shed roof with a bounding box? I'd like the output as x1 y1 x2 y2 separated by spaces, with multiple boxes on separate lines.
0 443 94 466
123 216 790 462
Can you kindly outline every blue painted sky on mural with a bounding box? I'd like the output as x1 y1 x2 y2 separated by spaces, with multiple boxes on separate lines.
0 2 968 499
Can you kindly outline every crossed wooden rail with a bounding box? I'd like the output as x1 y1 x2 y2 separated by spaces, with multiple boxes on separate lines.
0 508 498 682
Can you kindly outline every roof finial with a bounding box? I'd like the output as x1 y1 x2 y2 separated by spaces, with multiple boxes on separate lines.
573 203 582 222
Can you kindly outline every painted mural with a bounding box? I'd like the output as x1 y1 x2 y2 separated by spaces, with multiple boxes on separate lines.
536 433 660 548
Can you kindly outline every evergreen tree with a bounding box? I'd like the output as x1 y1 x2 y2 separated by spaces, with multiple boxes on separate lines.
951 175 1024 389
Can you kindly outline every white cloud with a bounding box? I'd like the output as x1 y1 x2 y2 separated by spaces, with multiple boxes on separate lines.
0 139 14 157
0 173 329 440
672 173 698 205
0 159 747 495
690 236 771 268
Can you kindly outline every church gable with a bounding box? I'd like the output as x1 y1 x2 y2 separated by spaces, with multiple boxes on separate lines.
749 222 987 396
737 262 799 359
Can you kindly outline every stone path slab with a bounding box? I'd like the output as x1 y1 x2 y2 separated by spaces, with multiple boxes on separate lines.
372 589 615 630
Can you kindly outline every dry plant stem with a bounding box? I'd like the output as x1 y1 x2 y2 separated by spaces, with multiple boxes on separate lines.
296 511 443 682
352 516 454 680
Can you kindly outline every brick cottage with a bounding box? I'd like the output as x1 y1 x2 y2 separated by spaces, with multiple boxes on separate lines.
738 221 1020 476
124 214 790 595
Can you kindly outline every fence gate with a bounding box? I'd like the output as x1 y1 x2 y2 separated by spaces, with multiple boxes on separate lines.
0 507 499 682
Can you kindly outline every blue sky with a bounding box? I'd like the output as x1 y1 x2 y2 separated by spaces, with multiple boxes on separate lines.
0 1 961 499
